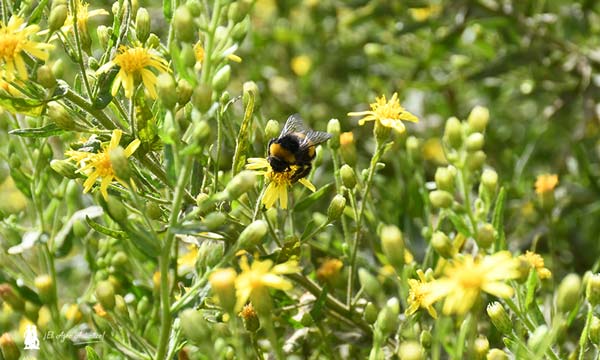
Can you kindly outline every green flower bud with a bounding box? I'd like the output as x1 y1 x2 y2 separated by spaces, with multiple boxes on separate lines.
377 298 399 336
95 280 116 310
231 16 250 42
224 171 257 200
220 91 231 105
156 74 177 109
381 225 405 270
135 8 151 43
195 193 215 214
180 43 197 69
327 194 346 221
97 25 110 49
468 106 490 133
557 273 581 313
327 119 341 149
487 349 509 360
49 4 68 32
477 223 495 249
147 33 160 48
0 333 20 360
78 24 92 55
35 274 55 304
212 65 231 92
37 65 56 88
187 0 202 16
24 301 40 322
114 295 128 318
340 164 357 189
88 57 99 70
374 119 391 143
429 190 453 208
109 146 131 182
50 159 79 179
435 167 455 192
474 336 490 360
239 304 260 332
590 316 600 345
431 231 453 258
420 330 432 349
111 251 128 267
406 136 420 159
364 302 378 324
586 273 600 306
466 132 485 152
209 268 237 313
243 81 260 108
47 102 77 130
228 2 249 23
52 59 64 79
191 83 213 112
481 169 498 193
180 309 210 343
106 195 127 222
364 43 384 57
202 212 227 231
527 325 548 351
137 296 150 314
265 119 280 140
466 150 486 171
358 268 380 299
174 6 195 43
238 220 268 248
0 284 24 311
398 341 424 360
487 302 511 334
444 117 463 149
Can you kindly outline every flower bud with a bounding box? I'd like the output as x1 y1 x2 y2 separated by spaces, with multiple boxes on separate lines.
212 65 231 92
174 6 195 43
137 296 150 314
327 194 346 221
374 119 391 143
49 4 68 32
52 59 64 79
557 273 581 313
398 341 424 360
209 268 237 313
50 159 78 179
228 1 250 23
114 295 128 318
135 8 151 43
109 146 131 182
429 190 453 208
78 24 92 55
364 302 378 324
590 316 600 345
111 251 128 268
340 164 357 189
37 65 56 88
381 225 405 269
35 274 55 304
97 25 110 49
487 349 509 360
95 280 116 310
481 169 498 193
477 223 495 249
586 273 600 306
468 106 490 133
474 336 490 360
243 81 260 108
487 302 511 334
47 101 77 130
0 333 20 360
65 303 83 324
180 309 210 343
327 119 341 149
147 33 160 49
195 193 215 214
435 167 455 192
358 268 380 299
238 220 268 248
191 83 213 112
444 117 463 149
527 325 548 351
420 330 432 349
0 284 24 311
24 301 39 322
264 119 280 140
106 195 127 222
224 171 257 200
466 132 485 152
202 212 227 231
431 231 453 258
156 73 177 109
466 150 486 171
377 298 399 336
239 303 260 332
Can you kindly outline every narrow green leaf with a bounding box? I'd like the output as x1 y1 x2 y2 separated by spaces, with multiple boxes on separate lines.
232 94 254 175
9 124 64 138
309 285 328 322
85 216 128 241
86 346 102 360
294 183 334 212
525 269 539 309
446 211 472 238
492 187 507 250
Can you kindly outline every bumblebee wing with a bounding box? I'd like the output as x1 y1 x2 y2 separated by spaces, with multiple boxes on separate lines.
280 114 310 136
300 130 332 148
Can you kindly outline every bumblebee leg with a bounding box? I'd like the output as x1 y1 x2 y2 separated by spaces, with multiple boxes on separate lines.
291 164 312 183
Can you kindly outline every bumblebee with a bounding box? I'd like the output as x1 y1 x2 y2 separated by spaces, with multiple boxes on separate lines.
268 114 332 183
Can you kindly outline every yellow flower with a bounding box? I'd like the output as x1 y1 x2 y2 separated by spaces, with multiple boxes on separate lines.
234 255 300 312
177 244 198 275
40 0 109 36
535 174 558 195
348 92 418 133
425 251 520 315
194 41 242 70
409 4 442 22
245 157 316 209
66 129 140 200
291 55 312 76
406 269 438 319
97 45 170 98
0 15 53 81
519 251 551 279
316 258 343 283
340 131 354 146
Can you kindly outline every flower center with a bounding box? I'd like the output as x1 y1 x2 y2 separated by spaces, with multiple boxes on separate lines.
456 268 483 289
117 48 150 73
96 152 114 176
0 35 21 61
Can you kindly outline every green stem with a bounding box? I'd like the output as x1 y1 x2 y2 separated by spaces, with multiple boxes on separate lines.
458 167 478 237
579 303 594 360
200 0 222 85
65 89 118 130
69 0 93 99
154 155 193 360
